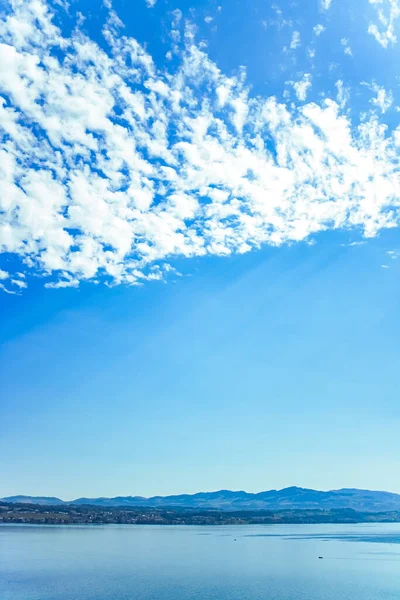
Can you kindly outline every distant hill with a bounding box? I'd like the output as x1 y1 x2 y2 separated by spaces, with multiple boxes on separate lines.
2 496 65 505
3 487 400 512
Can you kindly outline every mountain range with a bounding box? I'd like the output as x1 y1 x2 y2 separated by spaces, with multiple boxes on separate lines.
2 487 400 512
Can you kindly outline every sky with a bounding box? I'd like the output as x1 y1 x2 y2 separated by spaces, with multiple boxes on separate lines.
0 0 400 499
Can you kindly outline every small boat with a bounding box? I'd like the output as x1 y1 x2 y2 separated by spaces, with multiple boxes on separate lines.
318 556 323 559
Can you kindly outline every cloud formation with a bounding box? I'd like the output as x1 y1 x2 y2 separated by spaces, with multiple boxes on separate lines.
290 31 301 50
368 82 394 113
0 0 399 289
368 0 400 47
292 74 312 101
341 37 353 56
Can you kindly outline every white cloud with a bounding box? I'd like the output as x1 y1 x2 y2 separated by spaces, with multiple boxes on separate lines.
44 276 79 289
0 268 27 292
341 38 353 56
387 249 400 259
320 0 333 10
0 283 18 294
335 80 350 108
364 81 393 113
11 278 27 288
313 24 325 36
290 31 301 49
292 74 312 101
368 0 400 47
0 0 400 290
145 0 157 7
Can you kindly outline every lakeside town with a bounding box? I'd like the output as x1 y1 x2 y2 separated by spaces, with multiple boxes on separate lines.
2 502 400 526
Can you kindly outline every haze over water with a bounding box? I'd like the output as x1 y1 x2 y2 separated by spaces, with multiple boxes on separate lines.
2 523 400 600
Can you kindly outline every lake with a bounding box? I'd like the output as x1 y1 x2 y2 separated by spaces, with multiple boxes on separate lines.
1 523 400 599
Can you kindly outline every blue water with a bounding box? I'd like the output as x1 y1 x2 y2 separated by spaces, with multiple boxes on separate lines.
1 523 400 599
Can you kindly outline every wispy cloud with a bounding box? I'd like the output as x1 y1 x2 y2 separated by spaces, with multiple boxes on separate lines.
335 80 350 108
387 249 400 259
341 38 353 56
0 1 400 290
11 278 27 288
380 248 400 268
313 24 326 36
290 30 301 49
363 81 394 113
368 0 400 48
0 268 27 293
320 0 333 10
291 74 312 101
0 283 18 294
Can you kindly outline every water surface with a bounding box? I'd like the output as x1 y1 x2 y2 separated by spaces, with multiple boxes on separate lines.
1 523 400 599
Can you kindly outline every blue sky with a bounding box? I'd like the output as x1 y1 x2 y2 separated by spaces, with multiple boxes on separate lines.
0 0 400 498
